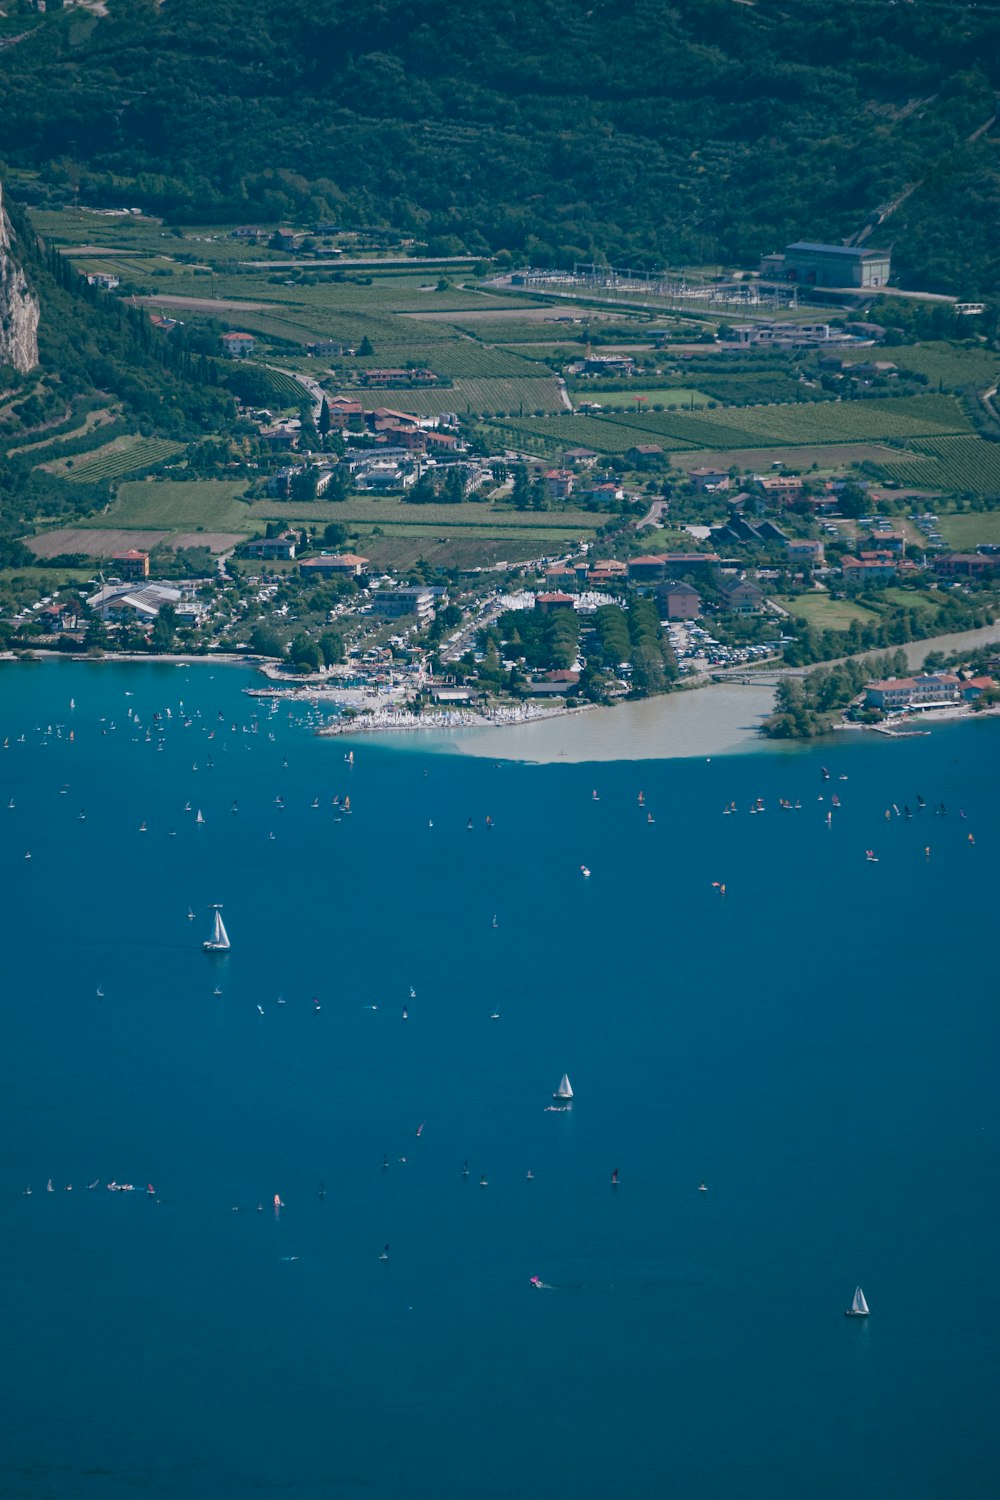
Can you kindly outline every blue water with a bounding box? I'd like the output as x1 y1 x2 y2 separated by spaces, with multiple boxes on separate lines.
2 660 998 1499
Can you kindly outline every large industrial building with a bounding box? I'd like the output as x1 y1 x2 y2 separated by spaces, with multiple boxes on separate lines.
761 242 891 289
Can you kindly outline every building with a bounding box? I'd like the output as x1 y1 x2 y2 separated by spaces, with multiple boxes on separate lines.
865 674 961 710
689 466 731 493
719 577 764 614
627 555 668 583
661 552 721 572
563 447 599 468
624 444 665 469
307 340 347 358
543 469 575 501
299 553 369 579
86 273 120 290
588 559 628 585
768 242 891 290
112 549 150 581
221 332 256 358
87 581 205 623
241 532 298 561
935 553 999 579
841 553 897 585
534 591 576 614
960 676 996 701
656 581 701 620
725 321 837 348
785 539 825 568
370 587 436 624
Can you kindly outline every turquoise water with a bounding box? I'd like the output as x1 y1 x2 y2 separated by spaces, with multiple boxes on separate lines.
2 660 998 1499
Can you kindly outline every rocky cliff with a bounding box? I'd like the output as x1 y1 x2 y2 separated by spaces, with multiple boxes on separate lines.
0 182 39 374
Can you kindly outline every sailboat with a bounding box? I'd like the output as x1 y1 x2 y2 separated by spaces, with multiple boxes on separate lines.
203 906 231 952
195 809 205 825
553 1073 573 1100
845 1286 870 1318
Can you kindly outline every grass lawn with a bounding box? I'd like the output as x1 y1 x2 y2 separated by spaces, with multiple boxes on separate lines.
93 480 253 531
879 587 943 616
353 532 559 572
936 511 1000 548
0 565 96 587
772 593 880 629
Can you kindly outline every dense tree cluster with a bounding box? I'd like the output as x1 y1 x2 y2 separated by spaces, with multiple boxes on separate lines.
0 0 998 291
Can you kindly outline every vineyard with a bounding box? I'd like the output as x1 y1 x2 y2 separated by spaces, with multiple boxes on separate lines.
486 414 659 454
63 437 186 483
336 375 565 417
844 342 1000 391
345 341 551 380
873 436 1000 496
250 498 602 530
98 480 253 530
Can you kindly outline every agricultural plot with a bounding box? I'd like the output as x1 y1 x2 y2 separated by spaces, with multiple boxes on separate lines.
346 342 550 379
874 436 1000 496
28 527 171 558
487 413 673 454
44 436 184 483
583 387 712 409
354 531 566 573
845 342 1000 391
335 376 565 417
96 481 253 531
250 498 602 531
605 394 972 450
455 319 590 344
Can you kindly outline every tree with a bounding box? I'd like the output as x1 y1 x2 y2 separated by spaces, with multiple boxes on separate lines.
319 629 345 665
324 521 348 547
249 623 284 657
318 398 332 436
290 466 319 501
357 336 374 357
150 603 177 653
290 632 321 672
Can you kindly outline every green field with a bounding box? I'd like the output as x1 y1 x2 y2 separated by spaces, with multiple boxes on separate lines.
94 480 253 530
583 387 711 409
844 341 1000 391
935 512 1000 547
771 593 880 629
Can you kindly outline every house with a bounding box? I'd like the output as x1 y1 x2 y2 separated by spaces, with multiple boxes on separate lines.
588 559 628 585
326 398 365 428
935 553 999 579
656 580 702 620
543 469 575 501
564 447 599 468
241 532 298 561
624 444 665 469
307 340 347 358
221 332 255 358
534 592 575 614
360 368 438 387
627 555 668 583
259 425 298 451
523 670 581 696
299 553 369 579
38 601 83 634
960 676 996 701
785 539 825 568
662 552 721 572
865 674 961 710
580 477 624 504
112 549 150 581
544 566 577 588
689 466 731 493
719 577 764 614
231 226 266 242
861 529 906 555
841 553 897 585
370 587 436 624
86 273 120 290
582 354 635 376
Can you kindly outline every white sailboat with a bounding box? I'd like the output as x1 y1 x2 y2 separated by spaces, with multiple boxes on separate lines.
845 1286 869 1317
553 1073 573 1100
203 906 231 952
195 809 205 825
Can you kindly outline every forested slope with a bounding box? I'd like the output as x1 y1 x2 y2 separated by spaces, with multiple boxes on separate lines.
0 0 997 292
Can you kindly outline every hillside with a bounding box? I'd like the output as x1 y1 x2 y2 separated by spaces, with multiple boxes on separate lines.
0 0 997 294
